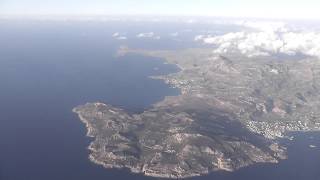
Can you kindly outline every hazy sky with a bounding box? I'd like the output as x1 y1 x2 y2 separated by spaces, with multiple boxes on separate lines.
1 0 320 19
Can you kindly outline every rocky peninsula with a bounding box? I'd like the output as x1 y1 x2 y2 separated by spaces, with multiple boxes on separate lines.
74 47 320 178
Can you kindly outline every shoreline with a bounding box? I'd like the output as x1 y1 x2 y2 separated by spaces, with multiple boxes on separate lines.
72 47 320 178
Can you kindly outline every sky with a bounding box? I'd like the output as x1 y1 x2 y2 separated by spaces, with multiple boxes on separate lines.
1 0 320 20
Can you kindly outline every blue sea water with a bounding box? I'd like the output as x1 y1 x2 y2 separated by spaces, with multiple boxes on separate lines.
0 20 319 180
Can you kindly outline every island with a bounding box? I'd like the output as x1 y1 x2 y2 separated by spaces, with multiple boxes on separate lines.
73 47 320 178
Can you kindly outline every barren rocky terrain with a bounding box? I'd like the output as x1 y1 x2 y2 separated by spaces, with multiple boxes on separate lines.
74 48 320 178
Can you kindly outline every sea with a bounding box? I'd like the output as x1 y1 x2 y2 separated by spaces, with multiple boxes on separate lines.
0 19 319 180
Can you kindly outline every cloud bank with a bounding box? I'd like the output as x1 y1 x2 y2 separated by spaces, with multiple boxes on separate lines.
196 21 320 58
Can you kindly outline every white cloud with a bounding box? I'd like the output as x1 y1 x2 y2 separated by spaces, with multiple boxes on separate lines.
194 35 205 41
116 36 127 40
136 32 160 40
112 32 127 40
112 32 120 37
196 21 320 59
136 32 154 38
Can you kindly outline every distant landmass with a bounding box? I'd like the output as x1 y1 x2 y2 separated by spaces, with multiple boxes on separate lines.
74 47 320 178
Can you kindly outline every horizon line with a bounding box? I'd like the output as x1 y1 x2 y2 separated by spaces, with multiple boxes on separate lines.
1 13 320 22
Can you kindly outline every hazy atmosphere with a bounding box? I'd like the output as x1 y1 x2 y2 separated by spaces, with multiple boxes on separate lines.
1 0 320 19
